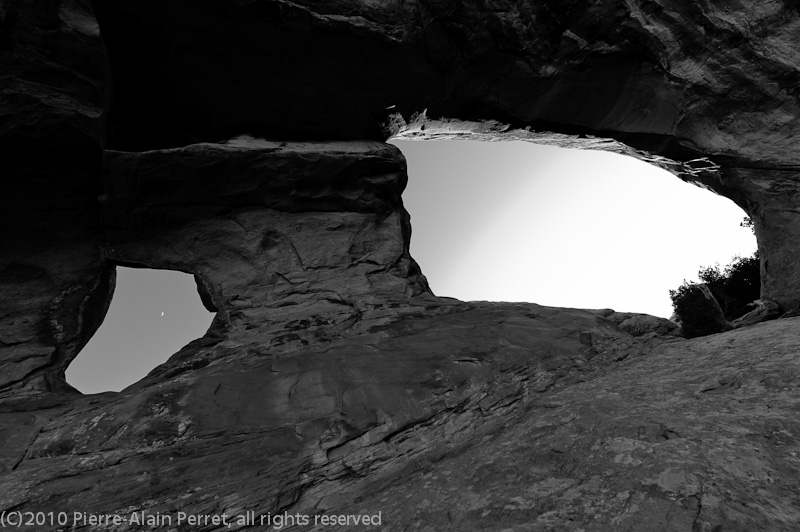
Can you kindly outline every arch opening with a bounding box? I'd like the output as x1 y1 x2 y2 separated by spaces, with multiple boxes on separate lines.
391 139 757 318
66 266 216 394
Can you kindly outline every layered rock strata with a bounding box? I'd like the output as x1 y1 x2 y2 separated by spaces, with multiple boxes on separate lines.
4 0 800 531
93 0 800 309
0 0 109 396
100 137 427 319
0 298 647 530
338 317 800 532
2 138 656 527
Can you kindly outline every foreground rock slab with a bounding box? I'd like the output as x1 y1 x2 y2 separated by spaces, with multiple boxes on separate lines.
4 309 799 531
0 301 641 530
337 317 800 532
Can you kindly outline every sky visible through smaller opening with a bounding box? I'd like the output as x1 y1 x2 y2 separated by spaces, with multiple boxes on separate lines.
66 268 215 394
391 139 757 318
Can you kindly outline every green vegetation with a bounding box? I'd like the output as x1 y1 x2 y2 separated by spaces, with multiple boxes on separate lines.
669 282 723 338
670 253 760 337
670 216 760 338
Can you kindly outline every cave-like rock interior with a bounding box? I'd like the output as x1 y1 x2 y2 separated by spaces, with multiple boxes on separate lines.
3 1 800 530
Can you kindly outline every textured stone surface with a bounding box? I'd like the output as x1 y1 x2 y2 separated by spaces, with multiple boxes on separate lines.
0 299 643 530
337 317 800 532
603 311 680 338
703 166 800 311
96 0 800 165
5 304 800 531
93 138 433 415
100 137 427 315
732 299 782 328
93 0 800 307
4 1 800 531
0 0 109 396
388 112 723 185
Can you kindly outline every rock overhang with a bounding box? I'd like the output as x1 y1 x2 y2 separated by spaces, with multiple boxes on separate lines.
90 0 800 164
99 138 428 326
82 0 800 310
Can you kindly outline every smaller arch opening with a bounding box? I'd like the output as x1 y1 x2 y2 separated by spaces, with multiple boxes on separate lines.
66 266 216 394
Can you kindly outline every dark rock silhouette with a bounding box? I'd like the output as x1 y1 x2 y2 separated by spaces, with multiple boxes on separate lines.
4 0 800 530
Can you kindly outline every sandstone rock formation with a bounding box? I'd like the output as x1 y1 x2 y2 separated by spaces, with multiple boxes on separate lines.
601 310 681 338
4 0 800 530
733 298 782 328
340 316 800 531
0 0 109 397
88 0 800 309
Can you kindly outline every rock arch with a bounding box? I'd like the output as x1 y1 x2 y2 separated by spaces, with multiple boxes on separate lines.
4 0 800 529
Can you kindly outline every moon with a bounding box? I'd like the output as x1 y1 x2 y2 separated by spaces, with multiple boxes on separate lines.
160 311 165 317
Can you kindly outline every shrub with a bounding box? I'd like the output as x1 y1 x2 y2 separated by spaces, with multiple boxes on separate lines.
670 252 760 337
669 283 728 338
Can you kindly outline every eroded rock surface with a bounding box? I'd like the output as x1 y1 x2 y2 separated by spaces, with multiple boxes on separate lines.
0 299 645 530
100 137 427 317
602 310 680 338
96 0 800 165
4 0 800 531
0 0 109 396
90 0 800 307
339 318 800 532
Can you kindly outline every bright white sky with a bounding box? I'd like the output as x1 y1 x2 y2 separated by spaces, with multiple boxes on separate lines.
391 139 756 318
68 139 757 393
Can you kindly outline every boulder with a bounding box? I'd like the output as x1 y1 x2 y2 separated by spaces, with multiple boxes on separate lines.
605 312 681 337
732 299 781 328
